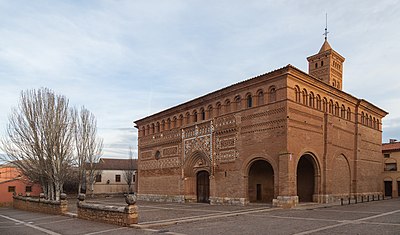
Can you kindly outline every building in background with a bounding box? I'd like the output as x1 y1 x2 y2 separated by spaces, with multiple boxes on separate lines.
382 139 400 198
135 38 387 207
0 164 42 206
88 158 137 195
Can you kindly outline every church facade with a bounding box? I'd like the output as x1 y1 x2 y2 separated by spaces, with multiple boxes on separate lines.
134 39 387 207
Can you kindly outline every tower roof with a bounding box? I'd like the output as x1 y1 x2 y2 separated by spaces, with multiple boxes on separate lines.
318 40 332 53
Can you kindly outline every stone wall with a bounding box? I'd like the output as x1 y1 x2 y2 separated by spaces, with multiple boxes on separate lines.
137 193 184 203
77 194 138 226
13 195 68 215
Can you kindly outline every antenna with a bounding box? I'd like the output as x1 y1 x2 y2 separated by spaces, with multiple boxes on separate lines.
323 13 329 41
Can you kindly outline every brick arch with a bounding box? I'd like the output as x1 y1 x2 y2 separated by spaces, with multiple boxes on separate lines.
183 150 211 177
242 155 278 177
242 156 277 203
296 151 321 202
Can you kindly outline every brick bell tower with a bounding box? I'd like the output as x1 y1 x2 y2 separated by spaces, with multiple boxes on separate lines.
307 20 345 90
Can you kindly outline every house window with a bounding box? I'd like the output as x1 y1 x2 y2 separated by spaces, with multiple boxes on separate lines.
115 175 121 182
384 153 390 158
8 186 15 192
133 175 136 182
385 163 397 171
25 186 32 192
95 174 102 182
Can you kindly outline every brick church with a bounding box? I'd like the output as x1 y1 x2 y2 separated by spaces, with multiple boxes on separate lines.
134 38 387 207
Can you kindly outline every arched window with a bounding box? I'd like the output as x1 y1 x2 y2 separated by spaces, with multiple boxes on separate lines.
172 116 177 128
161 120 165 132
316 95 321 110
309 92 315 108
322 98 328 112
207 105 213 119
329 100 333 114
246 93 253 108
215 102 221 116
335 102 340 116
141 126 146 137
294 86 301 102
341 105 346 118
185 112 190 125
347 107 351 120
302 89 308 105
361 112 365 124
369 115 372 126
145 125 150 135
373 117 376 129
365 113 369 126
257 90 264 105
225 99 231 113
234 96 241 111
200 108 206 121
178 114 183 127
166 119 171 130
156 122 160 133
151 123 155 134
269 86 276 103
193 110 198 123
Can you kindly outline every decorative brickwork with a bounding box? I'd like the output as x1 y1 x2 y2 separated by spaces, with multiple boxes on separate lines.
135 39 388 208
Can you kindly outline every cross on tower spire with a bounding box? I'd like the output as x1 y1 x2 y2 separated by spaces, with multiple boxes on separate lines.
323 13 329 41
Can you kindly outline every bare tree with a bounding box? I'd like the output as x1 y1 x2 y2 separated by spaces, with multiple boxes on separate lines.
1 88 74 201
72 106 103 196
123 147 136 194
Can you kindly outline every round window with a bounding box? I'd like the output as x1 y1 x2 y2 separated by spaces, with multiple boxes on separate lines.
155 150 161 160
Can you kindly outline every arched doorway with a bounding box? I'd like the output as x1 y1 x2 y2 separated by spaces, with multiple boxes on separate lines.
384 179 393 197
248 160 274 203
197 171 210 203
297 154 317 202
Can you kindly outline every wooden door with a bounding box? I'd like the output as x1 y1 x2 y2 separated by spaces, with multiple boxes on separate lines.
197 171 210 203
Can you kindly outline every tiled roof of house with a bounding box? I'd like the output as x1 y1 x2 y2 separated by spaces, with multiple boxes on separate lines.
89 158 137 171
382 142 400 152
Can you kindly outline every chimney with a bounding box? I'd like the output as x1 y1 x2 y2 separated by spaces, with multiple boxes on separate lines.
389 139 397 144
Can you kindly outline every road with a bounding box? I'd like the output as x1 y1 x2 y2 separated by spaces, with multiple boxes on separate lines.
1 197 399 234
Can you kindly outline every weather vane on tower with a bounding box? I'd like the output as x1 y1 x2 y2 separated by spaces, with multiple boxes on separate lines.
323 13 329 41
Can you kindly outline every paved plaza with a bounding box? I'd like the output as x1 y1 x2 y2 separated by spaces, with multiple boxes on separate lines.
1 197 399 234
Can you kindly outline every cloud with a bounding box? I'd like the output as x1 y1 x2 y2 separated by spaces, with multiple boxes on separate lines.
0 1 399 158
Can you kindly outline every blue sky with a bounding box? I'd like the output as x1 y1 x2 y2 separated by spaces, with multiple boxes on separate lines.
0 0 399 159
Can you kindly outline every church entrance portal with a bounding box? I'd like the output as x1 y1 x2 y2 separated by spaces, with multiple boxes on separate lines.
248 160 274 203
297 154 317 202
197 171 210 203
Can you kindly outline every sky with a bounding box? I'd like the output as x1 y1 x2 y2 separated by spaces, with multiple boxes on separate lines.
0 0 399 159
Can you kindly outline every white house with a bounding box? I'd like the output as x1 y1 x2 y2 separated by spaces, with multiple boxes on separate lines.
87 158 137 195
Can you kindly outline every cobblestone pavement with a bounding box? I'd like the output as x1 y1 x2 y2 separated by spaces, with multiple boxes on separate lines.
1 197 399 234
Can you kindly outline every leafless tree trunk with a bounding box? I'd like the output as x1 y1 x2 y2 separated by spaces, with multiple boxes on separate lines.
72 106 103 196
1 88 79 201
124 147 135 194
